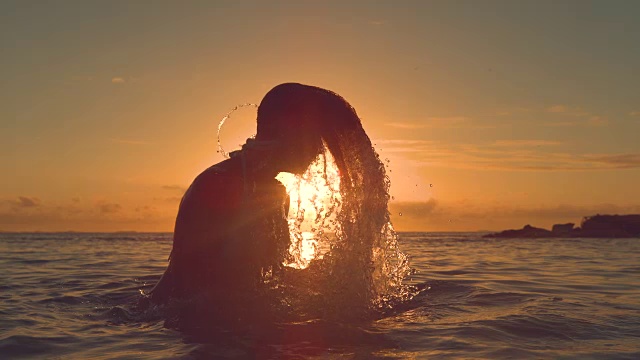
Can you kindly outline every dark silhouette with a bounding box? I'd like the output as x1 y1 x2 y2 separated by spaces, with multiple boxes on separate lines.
484 214 640 238
148 83 391 320
579 214 640 237
551 223 575 235
484 224 552 238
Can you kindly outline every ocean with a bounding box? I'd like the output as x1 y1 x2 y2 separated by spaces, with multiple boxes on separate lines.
1 232 638 359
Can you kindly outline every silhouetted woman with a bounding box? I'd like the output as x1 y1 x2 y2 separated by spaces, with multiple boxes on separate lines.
150 83 392 320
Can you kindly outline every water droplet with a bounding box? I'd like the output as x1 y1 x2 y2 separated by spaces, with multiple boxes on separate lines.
399 212 403 216
391 196 395 200
430 184 433 187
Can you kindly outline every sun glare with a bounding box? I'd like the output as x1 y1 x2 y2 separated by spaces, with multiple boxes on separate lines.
299 231 318 263
276 148 341 269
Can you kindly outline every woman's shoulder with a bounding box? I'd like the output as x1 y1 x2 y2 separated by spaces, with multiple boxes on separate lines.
183 158 244 205
198 157 243 180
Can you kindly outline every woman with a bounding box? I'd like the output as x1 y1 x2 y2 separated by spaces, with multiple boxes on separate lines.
150 83 393 316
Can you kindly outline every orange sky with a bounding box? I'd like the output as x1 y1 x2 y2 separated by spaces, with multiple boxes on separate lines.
2 1 640 232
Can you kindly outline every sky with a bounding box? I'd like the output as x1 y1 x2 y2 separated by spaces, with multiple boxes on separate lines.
1 0 639 232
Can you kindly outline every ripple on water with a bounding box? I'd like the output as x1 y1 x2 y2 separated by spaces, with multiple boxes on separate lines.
1 233 640 358
0 335 79 358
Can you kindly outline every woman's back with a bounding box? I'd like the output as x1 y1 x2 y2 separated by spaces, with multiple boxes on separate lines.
152 156 290 302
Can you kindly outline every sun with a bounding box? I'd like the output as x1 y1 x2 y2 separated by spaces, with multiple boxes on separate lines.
276 148 341 268
275 148 341 221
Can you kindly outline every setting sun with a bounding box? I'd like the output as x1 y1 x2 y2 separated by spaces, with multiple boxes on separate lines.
276 148 341 268
3 2 640 358
276 148 341 224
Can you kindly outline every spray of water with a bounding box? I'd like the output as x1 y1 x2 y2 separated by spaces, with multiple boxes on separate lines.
276 147 342 269
217 102 416 321
217 103 258 158
275 146 415 317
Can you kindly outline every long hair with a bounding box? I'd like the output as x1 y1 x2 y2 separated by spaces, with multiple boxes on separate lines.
256 83 393 308
256 83 390 235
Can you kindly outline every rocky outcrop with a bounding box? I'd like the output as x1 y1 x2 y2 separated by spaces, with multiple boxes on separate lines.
552 223 575 235
578 214 640 238
483 214 640 238
484 224 552 238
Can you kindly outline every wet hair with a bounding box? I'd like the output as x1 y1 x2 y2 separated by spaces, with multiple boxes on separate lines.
256 83 392 308
256 83 386 199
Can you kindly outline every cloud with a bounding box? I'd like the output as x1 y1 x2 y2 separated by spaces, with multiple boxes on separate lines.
162 185 187 193
376 139 433 145
587 116 608 126
547 105 569 113
390 198 438 217
111 77 125 84
582 153 640 169
385 122 427 129
98 202 122 214
109 138 150 145
545 104 608 127
385 116 472 130
160 186 186 203
0 195 181 231
153 194 183 204
495 107 532 116
492 140 562 147
2 196 42 208
498 203 640 219
425 116 470 126
374 139 434 153
71 75 94 81
368 20 386 26
0 201 174 232
542 119 608 127
16 196 41 207
546 105 589 117
388 200 640 231
543 120 581 127
629 111 640 117
134 205 156 213
377 139 640 171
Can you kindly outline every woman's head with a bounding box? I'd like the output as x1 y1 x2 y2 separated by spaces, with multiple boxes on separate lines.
255 82 389 241
255 83 326 174
256 83 399 309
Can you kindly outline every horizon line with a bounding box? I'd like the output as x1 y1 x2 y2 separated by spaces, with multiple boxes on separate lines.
0 230 493 234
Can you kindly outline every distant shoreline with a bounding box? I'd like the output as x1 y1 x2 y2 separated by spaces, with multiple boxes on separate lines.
484 214 640 238
0 230 497 236
0 231 168 235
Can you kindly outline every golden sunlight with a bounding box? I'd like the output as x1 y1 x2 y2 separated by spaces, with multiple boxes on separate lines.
276 149 341 269
275 149 341 222
299 231 318 263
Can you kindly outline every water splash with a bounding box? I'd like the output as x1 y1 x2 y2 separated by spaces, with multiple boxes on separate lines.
275 144 416 316
276 147 342 269
217 103 258 158
215 100 416 321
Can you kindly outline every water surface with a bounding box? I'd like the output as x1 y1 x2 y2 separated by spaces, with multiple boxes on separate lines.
1 232 638 359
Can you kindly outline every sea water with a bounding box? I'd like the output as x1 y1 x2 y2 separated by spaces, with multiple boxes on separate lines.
1 232 639 359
